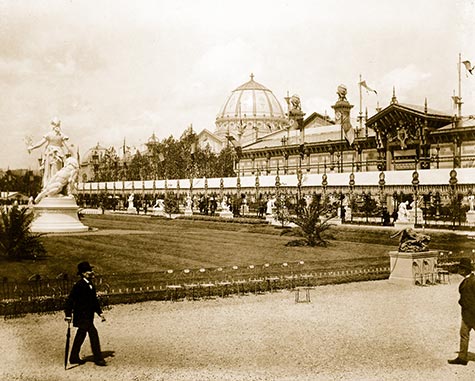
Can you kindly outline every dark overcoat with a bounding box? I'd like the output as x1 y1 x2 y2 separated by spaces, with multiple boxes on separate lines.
64 278 103 329
459 273 475 328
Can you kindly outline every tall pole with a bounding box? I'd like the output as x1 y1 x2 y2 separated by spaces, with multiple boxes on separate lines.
359 74 363 132
458 53 462 118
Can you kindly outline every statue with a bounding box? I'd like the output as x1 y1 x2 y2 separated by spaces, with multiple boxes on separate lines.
185 194 193 209
34 157 79 204
468 195 474 212
397 201 409 222
336 85 348 102
391 228 430 252
266 196 276 215
128 193 135 208
27 117 74 189
221 196 229 212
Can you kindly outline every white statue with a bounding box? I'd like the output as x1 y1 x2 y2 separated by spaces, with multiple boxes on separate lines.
266 197 276 215
34 156 79 204
128 193 135 208
397 201 409 222
185 195 192 209
469 195 475 212
221 196 229 212
27 117 74 189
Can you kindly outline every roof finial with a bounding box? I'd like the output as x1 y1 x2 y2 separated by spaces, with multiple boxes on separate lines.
250 73 254 81
391 86 398 104
424 97 428 114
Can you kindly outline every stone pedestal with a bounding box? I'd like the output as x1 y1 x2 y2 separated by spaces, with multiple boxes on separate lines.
184 207 193 217
219 209 233 219
466 211 475 225
388 250 438 285
30 196 88 233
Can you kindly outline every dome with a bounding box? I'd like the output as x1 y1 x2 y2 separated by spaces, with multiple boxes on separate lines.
215 74 288 143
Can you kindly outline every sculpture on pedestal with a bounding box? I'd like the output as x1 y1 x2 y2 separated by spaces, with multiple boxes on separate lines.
391 228 430 252
26 118 87 233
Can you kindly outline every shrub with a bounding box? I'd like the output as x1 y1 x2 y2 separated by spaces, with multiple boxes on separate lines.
284 196 335 247
0 206 46 260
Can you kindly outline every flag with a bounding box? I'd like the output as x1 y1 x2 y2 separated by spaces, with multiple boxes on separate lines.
359 80 377 94
462 60 474 75
341 114 355 145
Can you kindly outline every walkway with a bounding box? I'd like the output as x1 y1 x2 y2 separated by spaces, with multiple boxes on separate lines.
1 277 474 380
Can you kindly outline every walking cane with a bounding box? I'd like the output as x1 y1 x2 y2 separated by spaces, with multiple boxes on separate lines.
64 320 71 370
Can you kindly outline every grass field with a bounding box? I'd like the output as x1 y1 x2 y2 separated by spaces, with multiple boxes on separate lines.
1 214 473 282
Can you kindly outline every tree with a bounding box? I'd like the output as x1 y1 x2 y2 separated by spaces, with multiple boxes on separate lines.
284 195 335 247
163 193 179 218
0 206 46 260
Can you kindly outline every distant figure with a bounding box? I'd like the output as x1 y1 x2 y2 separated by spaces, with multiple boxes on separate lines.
448 258 475 366
391 228 430 252
397 201 409 222
27 117 73 189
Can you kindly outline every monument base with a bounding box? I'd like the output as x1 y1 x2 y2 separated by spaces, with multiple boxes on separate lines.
466 211 475 225
219 210 233 219
184 208 193 217
30 196 88 233
388 250 439 285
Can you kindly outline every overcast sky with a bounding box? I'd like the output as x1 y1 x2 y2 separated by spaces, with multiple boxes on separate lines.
1 0 474 169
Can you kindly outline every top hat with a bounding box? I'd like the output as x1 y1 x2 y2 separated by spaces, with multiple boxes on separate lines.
458 258 473 272
77 261 94 275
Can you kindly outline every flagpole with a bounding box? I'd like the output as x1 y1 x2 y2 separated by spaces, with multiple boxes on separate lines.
359 74 363 133
458 53 462 118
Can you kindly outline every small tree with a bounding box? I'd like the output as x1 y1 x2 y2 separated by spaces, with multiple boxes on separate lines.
0 206 46 260
285 195 334 247
274 192 291 228
163 193 179 218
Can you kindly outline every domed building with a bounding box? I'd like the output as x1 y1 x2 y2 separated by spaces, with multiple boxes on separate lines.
215 74 288 145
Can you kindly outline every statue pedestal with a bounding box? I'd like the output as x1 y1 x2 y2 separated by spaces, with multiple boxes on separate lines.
184 207 193 217
388 250 438 285
219 209 233 219
30 196 88 233
408 209 424 224
466 211 475 225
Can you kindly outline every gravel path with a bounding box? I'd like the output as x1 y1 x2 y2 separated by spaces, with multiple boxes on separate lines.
1 277 475 381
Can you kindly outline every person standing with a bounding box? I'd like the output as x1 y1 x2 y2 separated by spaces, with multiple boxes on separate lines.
64 261 107 366
448 257 475 365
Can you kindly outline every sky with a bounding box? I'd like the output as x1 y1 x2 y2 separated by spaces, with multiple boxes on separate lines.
1 0 474 170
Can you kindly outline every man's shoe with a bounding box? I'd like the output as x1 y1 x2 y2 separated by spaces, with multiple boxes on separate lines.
448 357 468 365
70 358 86 365
94 360 106 366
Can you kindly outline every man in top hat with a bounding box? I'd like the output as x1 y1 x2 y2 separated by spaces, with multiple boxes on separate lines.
448 257 475 365
64 261 107 366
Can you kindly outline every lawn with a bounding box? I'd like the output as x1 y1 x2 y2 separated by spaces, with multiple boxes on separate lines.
0 214 472 282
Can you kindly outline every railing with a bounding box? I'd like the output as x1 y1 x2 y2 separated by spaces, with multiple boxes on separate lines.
0 263 390 319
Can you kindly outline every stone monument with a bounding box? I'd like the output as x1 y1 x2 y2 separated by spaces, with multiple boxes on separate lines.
127 193 136 213
218 195 233 219
388 228 438 285
466 195 475 225
27 118 88 233
184 194 193 217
